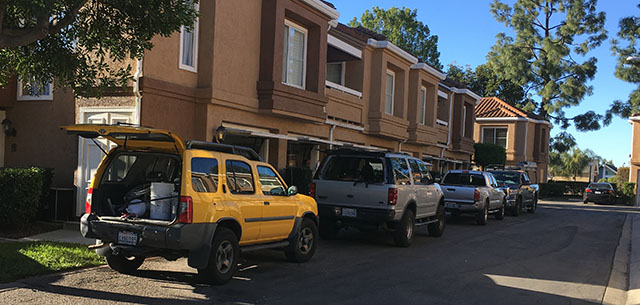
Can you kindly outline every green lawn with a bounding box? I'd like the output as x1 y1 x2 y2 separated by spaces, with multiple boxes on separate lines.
0 241 105 283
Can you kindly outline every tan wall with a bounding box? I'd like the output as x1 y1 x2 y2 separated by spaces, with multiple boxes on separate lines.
630 121 640 184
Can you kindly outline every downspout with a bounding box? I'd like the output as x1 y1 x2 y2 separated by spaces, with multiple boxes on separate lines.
523 122 528 162
133 58 143 125
398 139 406 152
447 91 453 147
328 124 336 149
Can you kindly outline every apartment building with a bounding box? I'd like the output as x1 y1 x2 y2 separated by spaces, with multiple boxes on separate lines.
0 0 481 217
474 97 551 183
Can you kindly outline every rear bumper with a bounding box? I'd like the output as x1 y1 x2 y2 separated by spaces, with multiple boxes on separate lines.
445 201 483 214
318 204 396 225
584 194 614 203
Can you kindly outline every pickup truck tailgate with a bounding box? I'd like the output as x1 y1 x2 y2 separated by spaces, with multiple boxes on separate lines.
441 185 476 204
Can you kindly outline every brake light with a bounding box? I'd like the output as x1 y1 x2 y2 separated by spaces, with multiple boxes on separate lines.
178 196 193 223
85 188 92 214
310 183 316 199
585 188 592 193
388 188 398 205
474 189 480 202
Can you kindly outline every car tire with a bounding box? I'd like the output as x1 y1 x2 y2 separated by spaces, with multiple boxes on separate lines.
285 218 318 263
528 196 537 213
583 200 588 204
393 210 415 247
512 197 521 217
476 201 489 225
319 218 339 240
106 254 145 274
198 227 239 285
495 200 505 220
428 203 446 237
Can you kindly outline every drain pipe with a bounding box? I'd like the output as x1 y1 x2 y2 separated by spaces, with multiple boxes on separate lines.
133 58 143 125
328 124 336 149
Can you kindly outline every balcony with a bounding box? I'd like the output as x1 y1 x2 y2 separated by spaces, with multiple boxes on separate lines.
408 123 437 145
367 112 409 140
451 137 475 154
325 83 363 124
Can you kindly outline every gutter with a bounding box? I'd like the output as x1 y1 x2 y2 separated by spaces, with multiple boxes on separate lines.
133 58 143 124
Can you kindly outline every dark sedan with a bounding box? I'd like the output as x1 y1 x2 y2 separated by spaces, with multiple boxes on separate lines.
584 183 615 204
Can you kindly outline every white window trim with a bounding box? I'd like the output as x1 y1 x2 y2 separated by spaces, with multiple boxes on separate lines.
462 106 467 136
17 80 53 101
420 86 427 125
481 126 508 149
385 69 395 115
178 2 199 73
282 19 308 90
436 119 449 127
325 80 362 98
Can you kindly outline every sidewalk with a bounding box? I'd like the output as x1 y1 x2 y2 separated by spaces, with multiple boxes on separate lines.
20 228 94 245
603 213 640 305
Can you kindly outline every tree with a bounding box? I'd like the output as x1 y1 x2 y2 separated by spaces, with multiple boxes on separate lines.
608 4 640 119
348 6 441 69
0 0 198 96
446 62 535 112
473 143 506 169
551 148 592 181
488 0 608 131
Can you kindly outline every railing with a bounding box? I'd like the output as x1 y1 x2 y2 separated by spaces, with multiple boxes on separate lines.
325 80 363 98
436 119 449 127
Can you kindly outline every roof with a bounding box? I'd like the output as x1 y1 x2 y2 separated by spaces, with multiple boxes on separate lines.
475 97 549 122
601 163 618 172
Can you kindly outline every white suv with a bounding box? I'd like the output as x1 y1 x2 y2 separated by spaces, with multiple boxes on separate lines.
311 149 445 247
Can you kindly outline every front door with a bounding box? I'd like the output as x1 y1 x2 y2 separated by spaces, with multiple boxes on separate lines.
76 108 135 216
256 164 297 240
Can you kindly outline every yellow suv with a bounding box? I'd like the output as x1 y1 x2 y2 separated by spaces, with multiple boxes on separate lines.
63 124 319 284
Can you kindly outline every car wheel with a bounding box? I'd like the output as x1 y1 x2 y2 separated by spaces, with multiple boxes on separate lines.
393 210 415 247
285 218 318 263
528 196 537 214
319 218 339 240
583 200 588 204
428 203 446 237
512 197 521 217
198 227 239 285
495 200 505 220
106 254 145 274
476 201 489 225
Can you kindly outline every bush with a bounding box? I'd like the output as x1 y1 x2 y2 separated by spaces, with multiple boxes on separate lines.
474 143 506 169
539 183 566 198
616 167 630 189
281 167 313 195
0 167 51 228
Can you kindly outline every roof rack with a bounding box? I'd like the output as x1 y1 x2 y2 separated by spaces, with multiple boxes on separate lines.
326 147 413 157
185 141 263 161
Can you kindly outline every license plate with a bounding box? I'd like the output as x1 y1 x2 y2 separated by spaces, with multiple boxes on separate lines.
445 202 459 209
342 208 357 217
118 231 138 246
595 191 601 194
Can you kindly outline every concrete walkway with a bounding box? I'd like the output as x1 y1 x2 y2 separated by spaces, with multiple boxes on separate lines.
20 228 94 245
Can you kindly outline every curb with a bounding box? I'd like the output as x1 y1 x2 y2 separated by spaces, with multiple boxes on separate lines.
603 214 630 305
628 214 640 305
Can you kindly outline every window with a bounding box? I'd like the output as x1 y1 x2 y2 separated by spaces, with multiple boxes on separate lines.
282 20 307 89
225 160 255 194
409 159 432 185
326 62 344 85
257 166 287 196
179 1 198 72
191 158 219 193
321 156 385 183
391 157 410 185
385 70 395 115
442 173 486 187
483 127 508 148
420 86 427 124
17 79 53 100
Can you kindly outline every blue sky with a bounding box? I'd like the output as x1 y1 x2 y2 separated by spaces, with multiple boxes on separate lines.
335 0 638 167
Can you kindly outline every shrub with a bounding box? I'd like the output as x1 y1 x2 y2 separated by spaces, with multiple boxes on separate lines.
0 167 51 228
616 167 630 189
473 143 506 169
539 183 566 198
281 167 313 195
616 182 637 204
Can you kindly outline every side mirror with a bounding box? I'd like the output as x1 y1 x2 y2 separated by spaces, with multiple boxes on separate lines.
287 185 298 196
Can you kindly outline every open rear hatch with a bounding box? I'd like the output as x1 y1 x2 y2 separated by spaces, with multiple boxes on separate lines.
62 124 187 225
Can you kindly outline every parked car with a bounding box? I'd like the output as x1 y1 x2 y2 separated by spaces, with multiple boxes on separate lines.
584 183 615 204
63 124 319 285
440 170 506 225
489 169 539 216
311 149 445 247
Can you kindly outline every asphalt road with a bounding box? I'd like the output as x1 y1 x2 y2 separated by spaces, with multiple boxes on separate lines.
1 199 636 305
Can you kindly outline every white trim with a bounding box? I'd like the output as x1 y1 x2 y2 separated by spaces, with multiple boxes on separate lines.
436 119 449 127
410 63 446 80
133 58 142 124
452 88 481 102
300 0 339 20
325 119 365 131
437 90 448 99
325 80 362 98
475 117 553 127
327 34 362 59
420 86 427 125
17 80 53 101
282 19 308 90
385 69 395 115
462 106 467 137
178 2 199 73
367 38 418 64
480 126 508 149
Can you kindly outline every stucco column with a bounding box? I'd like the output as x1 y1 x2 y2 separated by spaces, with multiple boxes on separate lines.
269 137 288 170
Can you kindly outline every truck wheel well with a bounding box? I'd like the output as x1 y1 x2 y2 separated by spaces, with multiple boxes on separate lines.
406 201 417 216
302 212 318 226
217 219 242 241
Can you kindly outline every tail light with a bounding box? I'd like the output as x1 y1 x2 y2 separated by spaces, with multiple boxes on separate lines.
474 189 480 202
178 196 193 223
388 188 398 205
85 188 93 214
585 188 592 193
310 183 316 199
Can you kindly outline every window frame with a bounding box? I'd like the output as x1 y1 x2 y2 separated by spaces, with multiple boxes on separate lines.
282 19 308 90
481 127 508 149
326 61 345 86
178 1 199 73
17 80 53 101
257 165 288 196
385 69 395 115
420 86 427 125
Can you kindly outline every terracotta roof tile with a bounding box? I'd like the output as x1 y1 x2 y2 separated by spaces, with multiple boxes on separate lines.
475 97 549 123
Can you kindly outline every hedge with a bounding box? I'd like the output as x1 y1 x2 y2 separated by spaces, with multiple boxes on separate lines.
539 181 590 198
473 143 506 169
0 167 53 228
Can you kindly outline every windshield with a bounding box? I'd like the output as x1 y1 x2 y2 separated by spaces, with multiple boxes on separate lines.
321 156 385 183
491 172 520 185
442 173 486 186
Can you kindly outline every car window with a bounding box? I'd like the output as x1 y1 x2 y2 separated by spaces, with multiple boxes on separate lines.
588 183 613 190
191 157 219 193
418 160 433 185
408 159 426 185
391 157 411 185
321 156 385 183
225 160 255 195
442 173 485 186
491 171 519 185
257 165 287 196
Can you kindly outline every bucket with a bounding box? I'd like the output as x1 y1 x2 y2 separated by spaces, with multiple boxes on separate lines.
150 182 173 220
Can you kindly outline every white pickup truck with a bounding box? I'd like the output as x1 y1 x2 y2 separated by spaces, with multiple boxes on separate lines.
440 170 506 225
